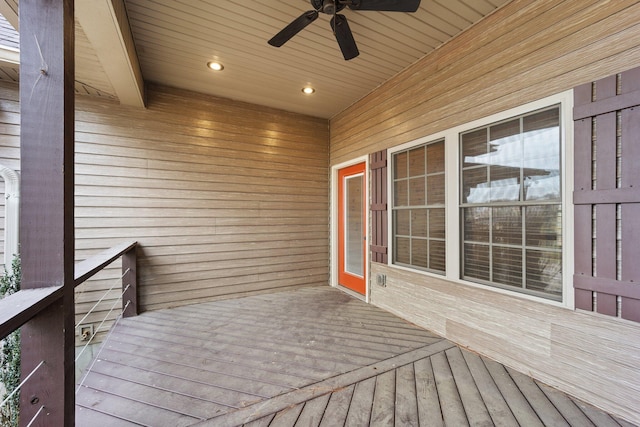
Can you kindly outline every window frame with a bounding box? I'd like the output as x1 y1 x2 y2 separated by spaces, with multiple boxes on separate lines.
459 105 563 301
387 90 574 308
391 139 446 274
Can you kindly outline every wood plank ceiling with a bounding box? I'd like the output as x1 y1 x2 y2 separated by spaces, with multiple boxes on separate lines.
0 0 512 119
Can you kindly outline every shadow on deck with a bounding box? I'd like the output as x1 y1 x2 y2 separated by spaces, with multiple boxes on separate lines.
75 286 636 427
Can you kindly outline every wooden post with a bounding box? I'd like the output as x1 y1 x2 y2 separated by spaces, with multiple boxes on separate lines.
18 1 75 426
122 246 138 317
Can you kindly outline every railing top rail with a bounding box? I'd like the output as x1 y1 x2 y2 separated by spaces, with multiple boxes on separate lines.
74 240 137 287
0 286 62 340
0 240 138 341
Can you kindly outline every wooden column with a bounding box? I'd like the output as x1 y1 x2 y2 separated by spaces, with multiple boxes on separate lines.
19 1 75 426
122 246 138 318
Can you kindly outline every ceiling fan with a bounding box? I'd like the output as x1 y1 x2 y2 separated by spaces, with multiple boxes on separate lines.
268 0 421 60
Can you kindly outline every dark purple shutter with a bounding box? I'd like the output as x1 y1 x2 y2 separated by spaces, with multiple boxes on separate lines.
370 150 388 264
573 67 640 322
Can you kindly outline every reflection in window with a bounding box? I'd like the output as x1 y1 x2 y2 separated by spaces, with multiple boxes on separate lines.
460 107 562 300
393 140 445 273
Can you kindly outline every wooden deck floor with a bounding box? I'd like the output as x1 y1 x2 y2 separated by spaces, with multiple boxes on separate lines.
75 287 636 427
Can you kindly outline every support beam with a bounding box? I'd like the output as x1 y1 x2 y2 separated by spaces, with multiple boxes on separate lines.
0 0 18 31
0 0 20 67
0 45 19 67
76 0 145 107
19 0 75 425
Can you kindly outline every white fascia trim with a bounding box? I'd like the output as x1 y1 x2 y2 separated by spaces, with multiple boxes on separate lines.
0 45 19 67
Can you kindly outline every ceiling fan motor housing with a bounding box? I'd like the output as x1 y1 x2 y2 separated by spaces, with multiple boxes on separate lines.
311 0 346 14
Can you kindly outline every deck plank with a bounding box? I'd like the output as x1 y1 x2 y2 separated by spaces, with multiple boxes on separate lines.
150 305 437 346
76 387 199 427
370 369 396 426
85 358 255 409
318 384 355 427
111 323 362 375
461 349 518 426
294 393 331 427
431 351 469 427
617 418 639 427
97 347 292 398
137 312 414 357
120 317 385 366
395 363 419 426
270 403 305 426
181 296 437 338
75 406 142 427
107 330 329 381
573 399 624 427
80 371 226 420
101 336 309 388
242 414 275 427
344 376 376 427
446 346 493 426
536 381 596 427
414 357 444 427
482 357 544 427
507 366 570 427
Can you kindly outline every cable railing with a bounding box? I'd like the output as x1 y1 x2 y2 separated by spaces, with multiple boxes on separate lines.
75 297 131 394
75 281 130 363
0 241 138 426
74 269 130 331
0 360 44 426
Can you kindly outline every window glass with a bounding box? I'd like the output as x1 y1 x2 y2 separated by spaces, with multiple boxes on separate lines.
392 140 445 273
460 106 562 300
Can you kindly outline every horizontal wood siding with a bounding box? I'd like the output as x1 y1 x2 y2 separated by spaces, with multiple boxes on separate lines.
330 0 640 165
330 0 640 424
0 82 329 342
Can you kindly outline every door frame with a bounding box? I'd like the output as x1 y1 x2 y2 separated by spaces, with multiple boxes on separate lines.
331 156 369 302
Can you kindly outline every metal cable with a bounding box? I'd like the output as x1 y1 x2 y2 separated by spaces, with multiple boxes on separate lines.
75 300 131 394
0 360 45 409
25 405 45 427
74 285 130 363
75 268 130 329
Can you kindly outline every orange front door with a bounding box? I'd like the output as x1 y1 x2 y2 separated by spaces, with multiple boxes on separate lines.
338 162 366 295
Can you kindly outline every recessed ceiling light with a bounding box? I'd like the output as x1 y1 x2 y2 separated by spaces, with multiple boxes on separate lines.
207 61 224 71
302 86 315 95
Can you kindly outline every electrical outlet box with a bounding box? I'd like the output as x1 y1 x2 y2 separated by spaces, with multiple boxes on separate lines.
79 324 94 341
376 273 387 287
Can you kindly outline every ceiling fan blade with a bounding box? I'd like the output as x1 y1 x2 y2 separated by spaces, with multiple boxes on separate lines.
268 10 319 47
348 0 421 12
330 14 359 60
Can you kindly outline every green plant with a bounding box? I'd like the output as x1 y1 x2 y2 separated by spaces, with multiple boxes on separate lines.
0 256 20 427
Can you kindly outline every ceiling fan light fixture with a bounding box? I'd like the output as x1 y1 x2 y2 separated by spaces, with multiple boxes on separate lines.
302 86 316 95
207 61 224 71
